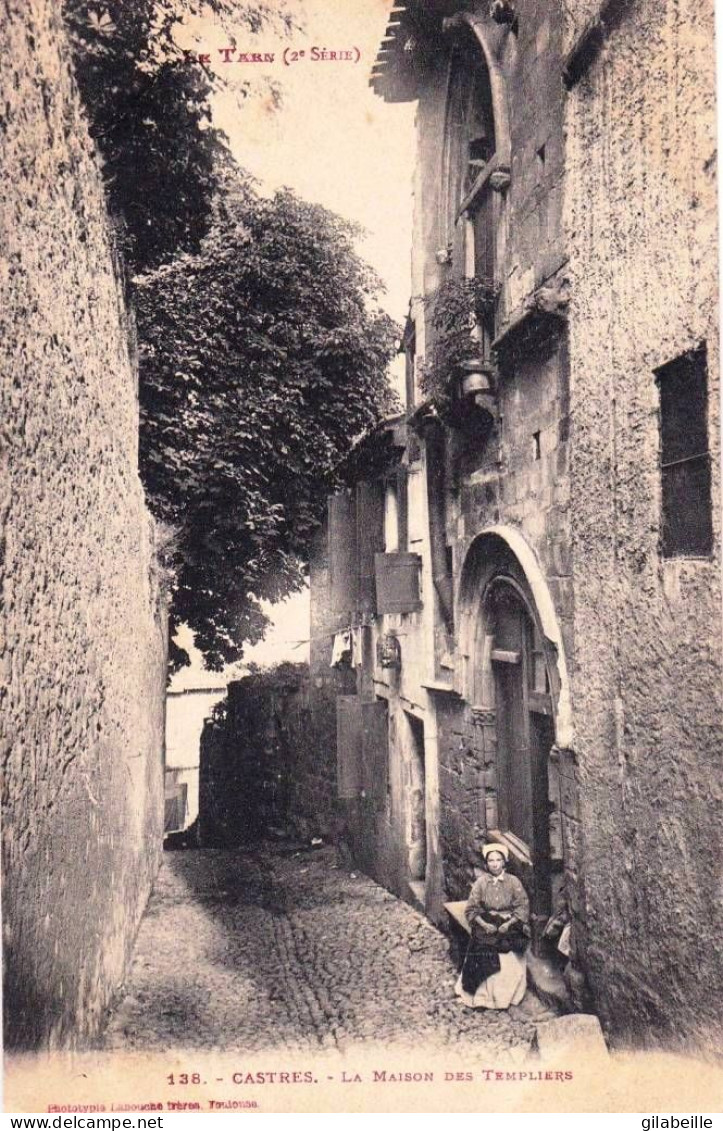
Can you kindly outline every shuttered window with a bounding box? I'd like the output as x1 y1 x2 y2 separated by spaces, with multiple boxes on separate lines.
375 552 422 615
329 489 357 628
337 695 389 805
656 345 712 558
337 695 363 799
356 481 385 619
164 782 188 834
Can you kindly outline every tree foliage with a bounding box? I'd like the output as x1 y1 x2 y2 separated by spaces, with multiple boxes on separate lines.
64 3 399 672
136 182 399 670
63 0 294 272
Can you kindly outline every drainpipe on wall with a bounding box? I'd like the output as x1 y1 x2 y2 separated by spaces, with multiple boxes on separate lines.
424 421 454 633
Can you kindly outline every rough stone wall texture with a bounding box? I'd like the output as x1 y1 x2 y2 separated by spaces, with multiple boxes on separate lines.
564 0 723 1042
502 0 567 310
436 698 481 900
199 664 339 847
0 0 167 1049
452 330 572 667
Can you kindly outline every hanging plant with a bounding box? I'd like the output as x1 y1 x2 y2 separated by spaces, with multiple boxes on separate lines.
418 276 498 420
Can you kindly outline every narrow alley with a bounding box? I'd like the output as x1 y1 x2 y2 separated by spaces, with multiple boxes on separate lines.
103 843 540 1057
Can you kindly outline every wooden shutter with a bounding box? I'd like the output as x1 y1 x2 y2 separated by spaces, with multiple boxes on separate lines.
362 699 389 806
337 695 362 798
329 489 358 629
337 696 388 805
375 552 422 615
356 481 384 619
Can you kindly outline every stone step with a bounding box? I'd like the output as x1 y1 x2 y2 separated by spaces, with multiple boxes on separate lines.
533 1012 609 1060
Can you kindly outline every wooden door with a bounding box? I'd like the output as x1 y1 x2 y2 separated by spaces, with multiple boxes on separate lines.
490 583 554 942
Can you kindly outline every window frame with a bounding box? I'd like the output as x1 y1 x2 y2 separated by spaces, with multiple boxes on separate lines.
655 344 713 560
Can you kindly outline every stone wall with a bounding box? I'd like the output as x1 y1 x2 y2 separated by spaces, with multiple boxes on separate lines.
502 0 567 311
308 467 447 917
0 0 167 1049
199 663 339 847
564 0 723 1043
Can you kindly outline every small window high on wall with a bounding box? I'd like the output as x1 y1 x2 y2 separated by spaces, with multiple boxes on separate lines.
656 345 713 558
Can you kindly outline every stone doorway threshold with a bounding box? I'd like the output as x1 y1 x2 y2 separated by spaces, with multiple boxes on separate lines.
516 955 609 1060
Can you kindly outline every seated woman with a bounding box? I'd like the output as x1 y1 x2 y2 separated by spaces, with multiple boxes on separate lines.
455 843 530 1010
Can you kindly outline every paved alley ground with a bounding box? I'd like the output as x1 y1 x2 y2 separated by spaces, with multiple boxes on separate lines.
103 843 537 1056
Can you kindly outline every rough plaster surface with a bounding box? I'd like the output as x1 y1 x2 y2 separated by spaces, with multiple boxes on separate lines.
564 0 723 1041
0 0 167 1048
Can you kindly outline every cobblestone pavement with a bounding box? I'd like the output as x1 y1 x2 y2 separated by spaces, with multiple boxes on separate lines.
103 843 537 1055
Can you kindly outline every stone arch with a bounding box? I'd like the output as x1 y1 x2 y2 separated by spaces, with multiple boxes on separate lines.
442 12 512 171
457 526 572 748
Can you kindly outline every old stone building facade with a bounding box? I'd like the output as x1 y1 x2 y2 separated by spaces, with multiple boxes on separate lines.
1 0 167 1048
311 0 722 1045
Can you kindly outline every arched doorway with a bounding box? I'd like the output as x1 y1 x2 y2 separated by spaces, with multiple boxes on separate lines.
458 529 570 948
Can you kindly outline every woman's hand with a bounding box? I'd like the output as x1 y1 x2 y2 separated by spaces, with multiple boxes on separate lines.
474 917 496 934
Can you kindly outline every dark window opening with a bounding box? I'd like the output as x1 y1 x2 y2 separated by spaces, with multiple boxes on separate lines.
468 135 493 176
472 190 496 352
465 63 495 193
375 551 422 615
656 344 712 558
457 402 496 476
443 34 496 202
532 431 541 461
